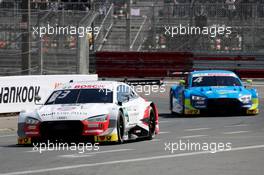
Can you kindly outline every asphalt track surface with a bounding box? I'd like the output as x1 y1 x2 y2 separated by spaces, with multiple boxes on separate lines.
0 83 264 175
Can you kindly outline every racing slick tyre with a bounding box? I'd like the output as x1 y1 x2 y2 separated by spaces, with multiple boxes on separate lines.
147 107 156 140
170 90 177 115
117 111 125 144
170 90 184 116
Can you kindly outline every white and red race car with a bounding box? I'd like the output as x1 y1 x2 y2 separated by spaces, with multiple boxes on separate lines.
17 81 159 144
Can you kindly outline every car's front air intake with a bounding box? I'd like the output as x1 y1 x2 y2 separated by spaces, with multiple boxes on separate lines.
40 121 83 138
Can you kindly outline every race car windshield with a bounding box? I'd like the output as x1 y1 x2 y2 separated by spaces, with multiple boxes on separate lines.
45 89 113 105
192 76 242 87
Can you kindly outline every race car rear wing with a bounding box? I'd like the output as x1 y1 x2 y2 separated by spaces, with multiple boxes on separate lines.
123 79 164 86
169 71 190 77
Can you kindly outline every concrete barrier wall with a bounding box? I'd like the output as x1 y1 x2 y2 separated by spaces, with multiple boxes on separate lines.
96 51 264 78
96 52 193 77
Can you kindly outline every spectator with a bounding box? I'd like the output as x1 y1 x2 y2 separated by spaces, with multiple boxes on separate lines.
99 6 104 19
241 0 252 20
80 0 90 11
258 0 264 17
226 0 236 21
34 0 47 10
49 0 58 11
173 0 179 17
159 34 166 49
195 6 207 28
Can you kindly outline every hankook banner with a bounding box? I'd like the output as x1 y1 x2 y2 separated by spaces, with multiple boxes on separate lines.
0 74 98 113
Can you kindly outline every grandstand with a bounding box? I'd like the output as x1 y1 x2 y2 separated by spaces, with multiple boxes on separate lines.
0 0 264 76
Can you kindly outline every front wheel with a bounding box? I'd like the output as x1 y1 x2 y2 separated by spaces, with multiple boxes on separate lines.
147 107 156 140
170 91 177 115
117 112 125 144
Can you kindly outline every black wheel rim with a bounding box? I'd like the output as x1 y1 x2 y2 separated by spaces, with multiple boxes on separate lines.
118 117 124 141
149 110 155 135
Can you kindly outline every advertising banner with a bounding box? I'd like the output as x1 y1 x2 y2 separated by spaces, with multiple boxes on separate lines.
0 74 98 113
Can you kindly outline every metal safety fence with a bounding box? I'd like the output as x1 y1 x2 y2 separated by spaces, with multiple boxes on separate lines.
1 1 264 76
0 0 112 75
94 2 264 53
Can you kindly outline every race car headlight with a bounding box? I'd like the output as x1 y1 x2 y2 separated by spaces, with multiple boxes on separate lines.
87 114 109 122
191 95 206 108
239 95 251 104
191 95 206 101
25 117 40 125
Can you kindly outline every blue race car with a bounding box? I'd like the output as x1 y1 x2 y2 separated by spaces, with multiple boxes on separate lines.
170 70 259 115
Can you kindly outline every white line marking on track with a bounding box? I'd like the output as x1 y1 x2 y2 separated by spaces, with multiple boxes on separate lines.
224 124 248 128
61 154 93 158
59 149 134 158
26 148 62 153
159 131 170 134
2 144 264 175
180 135 207 139
26 148 133 154
223 131 250 135
0 134 16 138
26 150 51 153
159 121 171 124
185 128 210 131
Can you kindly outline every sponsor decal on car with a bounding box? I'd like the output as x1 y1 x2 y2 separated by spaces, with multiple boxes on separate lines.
193 73 236 77
94 134 118 142
18 137 32 145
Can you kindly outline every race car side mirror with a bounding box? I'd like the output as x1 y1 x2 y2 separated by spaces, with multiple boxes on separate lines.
117 94 130 106
117 101 123 106
179 80 186 86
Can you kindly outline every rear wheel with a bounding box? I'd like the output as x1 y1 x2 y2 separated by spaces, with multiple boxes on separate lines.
147 107 156 140
170 91 176 115
117 112 125 144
